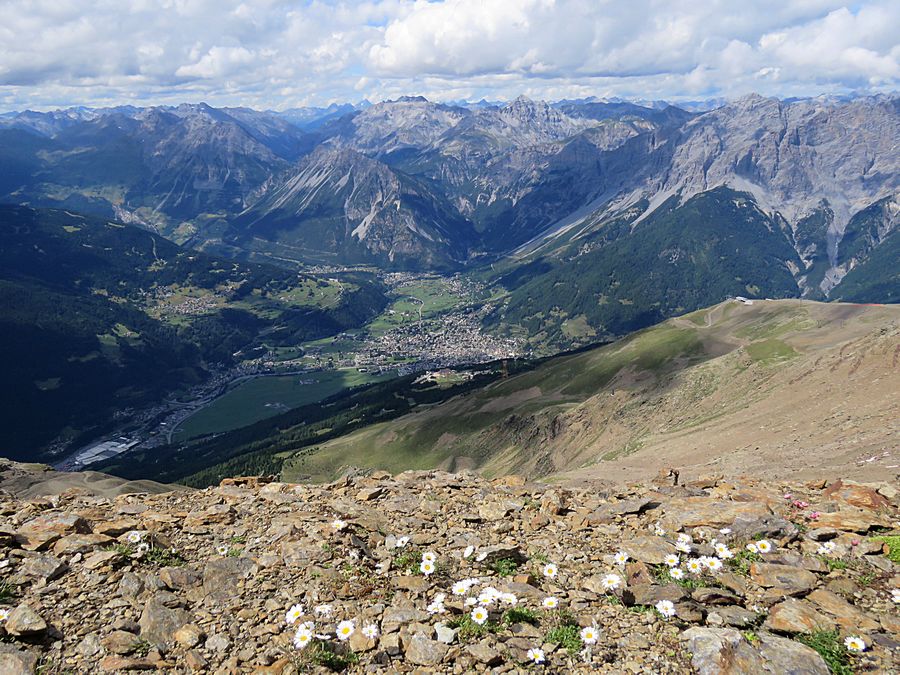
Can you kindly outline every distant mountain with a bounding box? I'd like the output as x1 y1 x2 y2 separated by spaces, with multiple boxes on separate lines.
0 94 896 306
0 205 386 461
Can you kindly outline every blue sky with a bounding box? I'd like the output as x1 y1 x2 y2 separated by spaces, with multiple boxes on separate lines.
1 1 897 111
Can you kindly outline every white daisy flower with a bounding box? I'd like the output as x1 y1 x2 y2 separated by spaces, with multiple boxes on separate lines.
427 599 446 614
670 568 685 580
816 541 837 555
664 554 680 567
470 607 489 625
314 604 333 617
478 586 501 605
0 609 9 622
422 551 437 563
686 558 704 575
126 531 144 544
331 519 347 531
844 636 866 653
719 528 732 535
745 543 759 553
527 647 545 664
714 543 733 560
677 533 692 544
136 542 150 554
542 563 558 578
601 573 622 591
465 597 478 606
653 523 666 536
216 544 229 556
420 560 436 575
463 545 475 559
755 540 772 554
335 620 354 641
705 558 723 573
293 625 313 650
655 600 676 618
542 596 559 609
395 536 410 548
285 604 305 624
362 623 379 640
675 541 692 554
613 551 629 566
500 592 518 606
580 625 598 645
452 580 470 595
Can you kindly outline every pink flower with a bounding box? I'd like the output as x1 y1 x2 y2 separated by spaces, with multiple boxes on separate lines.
792 500 809 509
783 494 793 500
806 511 820 521
851 539 860 546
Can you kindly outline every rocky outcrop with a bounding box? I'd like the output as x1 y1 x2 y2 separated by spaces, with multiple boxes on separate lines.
0 466 896 672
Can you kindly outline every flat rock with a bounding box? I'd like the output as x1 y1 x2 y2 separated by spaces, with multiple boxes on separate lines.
624 583 688 606
51 533 114 555
806 589 881 632
16 512 89 550
707 605 760 628
691 587 742 606
6 604 48 636
20 553 68 581
405 632 448 666
202 557 258 600
102 630 143 655
681 627 829 675
662 499 772 529
750 563 817 595
382 607 430 633
764 599 830 634
474 544 527 565
0 645 38 675
822 480 890 511
139 595 192 652
622 536 677 565
100 656 156 671
813 509 891 533
467 640 502 665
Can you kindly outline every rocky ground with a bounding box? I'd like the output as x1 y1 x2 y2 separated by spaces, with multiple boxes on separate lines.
0 461 897 673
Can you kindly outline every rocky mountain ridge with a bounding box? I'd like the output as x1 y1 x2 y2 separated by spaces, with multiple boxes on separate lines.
0 460 896 673
3 95 896 298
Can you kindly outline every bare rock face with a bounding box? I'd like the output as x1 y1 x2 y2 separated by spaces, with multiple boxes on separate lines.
0 468 895 672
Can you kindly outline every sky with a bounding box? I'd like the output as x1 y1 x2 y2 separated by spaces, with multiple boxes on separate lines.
0 0 898 111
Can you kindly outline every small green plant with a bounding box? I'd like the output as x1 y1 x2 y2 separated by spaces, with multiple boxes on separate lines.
872 535 900 563
729 549 762 576
743 631 758 643
103 543 134 556
795 630 852 675
626 604 654 614
821 557 849 571
305 641 359 672
545 624 581 654
226 547 242 558
392 547 422 574
530 551 549 564
490 557 520 577
132 638 153 657
502 607 539 626
229 535 247 544
857 571 877 586
447 615 500 641
143 546 186 567
0 582 16 602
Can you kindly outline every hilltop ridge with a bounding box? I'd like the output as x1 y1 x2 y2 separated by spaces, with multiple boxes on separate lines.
281 299 899 485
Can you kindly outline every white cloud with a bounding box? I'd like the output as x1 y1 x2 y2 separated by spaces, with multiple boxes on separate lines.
0 0 896 110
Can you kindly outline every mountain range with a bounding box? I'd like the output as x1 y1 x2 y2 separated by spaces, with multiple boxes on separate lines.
2 95 896 299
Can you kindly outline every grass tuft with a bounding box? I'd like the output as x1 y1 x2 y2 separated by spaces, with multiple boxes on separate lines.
795 630 853 675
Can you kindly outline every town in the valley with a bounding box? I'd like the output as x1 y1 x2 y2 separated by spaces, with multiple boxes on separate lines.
59 272 524 470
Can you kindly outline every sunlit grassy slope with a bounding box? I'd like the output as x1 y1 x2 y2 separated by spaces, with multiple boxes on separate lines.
281 299 899 484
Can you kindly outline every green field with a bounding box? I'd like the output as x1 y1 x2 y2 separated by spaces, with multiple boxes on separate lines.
173 369 392 439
